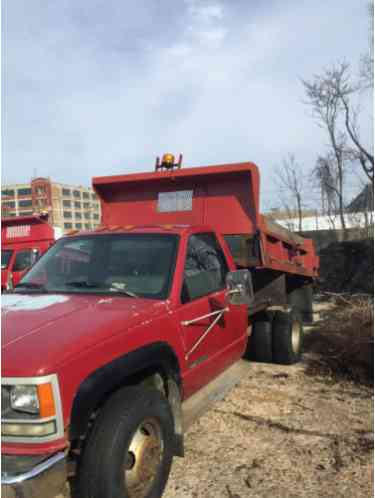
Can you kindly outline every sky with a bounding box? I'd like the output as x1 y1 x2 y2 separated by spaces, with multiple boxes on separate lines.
1 0 373 210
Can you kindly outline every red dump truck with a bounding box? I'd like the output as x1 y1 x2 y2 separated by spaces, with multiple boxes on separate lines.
1 214 58 292
2 158 318 498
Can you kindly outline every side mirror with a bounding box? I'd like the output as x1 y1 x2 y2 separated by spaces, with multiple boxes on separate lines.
226 269 254 306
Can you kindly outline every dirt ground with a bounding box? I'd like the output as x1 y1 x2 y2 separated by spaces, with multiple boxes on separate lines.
164 359 373 498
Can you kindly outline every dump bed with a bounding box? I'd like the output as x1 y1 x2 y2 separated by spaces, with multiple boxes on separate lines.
93 162 319 278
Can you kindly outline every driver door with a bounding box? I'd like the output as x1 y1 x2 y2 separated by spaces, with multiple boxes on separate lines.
178 233 247 398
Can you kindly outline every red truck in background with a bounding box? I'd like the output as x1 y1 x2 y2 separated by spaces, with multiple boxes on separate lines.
1 214 59 292
1 157 319 498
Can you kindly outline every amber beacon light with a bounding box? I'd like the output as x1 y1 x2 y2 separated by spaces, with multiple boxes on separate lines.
155 152 183 171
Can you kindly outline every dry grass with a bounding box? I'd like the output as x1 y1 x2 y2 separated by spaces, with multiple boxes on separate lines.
305 295 374 383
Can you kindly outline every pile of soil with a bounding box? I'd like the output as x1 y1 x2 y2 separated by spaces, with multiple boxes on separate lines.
318 240 374 295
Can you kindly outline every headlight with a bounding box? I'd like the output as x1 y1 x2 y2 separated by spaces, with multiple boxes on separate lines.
2 376 61 442
8 383 56 417
10 385 39 414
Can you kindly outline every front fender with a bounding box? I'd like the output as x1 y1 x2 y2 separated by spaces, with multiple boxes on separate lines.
69 341 181 441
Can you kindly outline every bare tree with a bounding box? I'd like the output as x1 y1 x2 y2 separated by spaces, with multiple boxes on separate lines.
313 152 344 229
302 65 350 230
360 1 374 90
275 153 305 231
324 61 375 188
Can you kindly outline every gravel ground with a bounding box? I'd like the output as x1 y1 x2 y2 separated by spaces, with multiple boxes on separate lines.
164 357 373 498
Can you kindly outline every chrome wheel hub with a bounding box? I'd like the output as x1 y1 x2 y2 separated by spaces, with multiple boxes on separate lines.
124 418 163 498
291 320 301 354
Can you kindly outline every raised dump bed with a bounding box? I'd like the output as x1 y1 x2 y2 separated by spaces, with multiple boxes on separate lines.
93 161 319 280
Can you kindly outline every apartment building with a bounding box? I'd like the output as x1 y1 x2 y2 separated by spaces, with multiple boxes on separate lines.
1 178 101 233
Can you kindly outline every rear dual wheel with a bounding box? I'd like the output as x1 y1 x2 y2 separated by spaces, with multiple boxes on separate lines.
248 310 303 365
272 310 303 365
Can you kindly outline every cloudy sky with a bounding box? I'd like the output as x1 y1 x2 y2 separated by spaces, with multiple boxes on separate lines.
2 0 373 209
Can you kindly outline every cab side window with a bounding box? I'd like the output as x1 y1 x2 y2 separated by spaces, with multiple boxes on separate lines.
181 233 229 303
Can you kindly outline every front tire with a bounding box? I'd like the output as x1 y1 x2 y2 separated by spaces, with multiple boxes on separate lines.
77 386 175 498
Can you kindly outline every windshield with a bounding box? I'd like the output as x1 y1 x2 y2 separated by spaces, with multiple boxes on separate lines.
2 250 13 270
16 234 178 299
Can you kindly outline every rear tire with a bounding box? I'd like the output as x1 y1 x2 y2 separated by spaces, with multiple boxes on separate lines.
288 285 314 324
77 386 175 498
272 310 303 365
247 313 273 363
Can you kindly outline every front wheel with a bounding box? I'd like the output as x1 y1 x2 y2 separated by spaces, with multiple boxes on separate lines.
77 386 175 498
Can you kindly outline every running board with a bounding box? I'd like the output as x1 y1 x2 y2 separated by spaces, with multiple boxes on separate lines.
182 360 250 431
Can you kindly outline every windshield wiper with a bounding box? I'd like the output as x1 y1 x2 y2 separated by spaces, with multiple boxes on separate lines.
64 280 101 288
108 283 138 298
14 282 48 292
64 280 138 298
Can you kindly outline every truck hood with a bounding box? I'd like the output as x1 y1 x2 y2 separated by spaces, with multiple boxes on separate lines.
2 293 168 376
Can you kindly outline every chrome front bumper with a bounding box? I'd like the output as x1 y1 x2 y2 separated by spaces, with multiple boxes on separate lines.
2 452 67 498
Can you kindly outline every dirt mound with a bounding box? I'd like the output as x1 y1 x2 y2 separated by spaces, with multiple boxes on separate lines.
318 239 374 294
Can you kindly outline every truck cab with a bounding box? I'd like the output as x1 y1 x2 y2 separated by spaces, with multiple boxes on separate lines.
1 215 57 292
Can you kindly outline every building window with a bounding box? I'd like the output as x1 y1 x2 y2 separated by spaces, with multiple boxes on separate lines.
92 203 100 210
91 193 97 200
75 212 82 219
85 223 91 230
84 212 91 220
75 223 82 229
93 213 99 220
83 202 90 209
18 199 33 208
2 189 15 197
35 186 46 195
73 190 81 198
74 201 81 209
3 201 16 208
19 211 33 216
64 223 73 229
82 192 90 199
17 188 32 196
62 188 71 196
63 200 71 207
64 211 72 219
